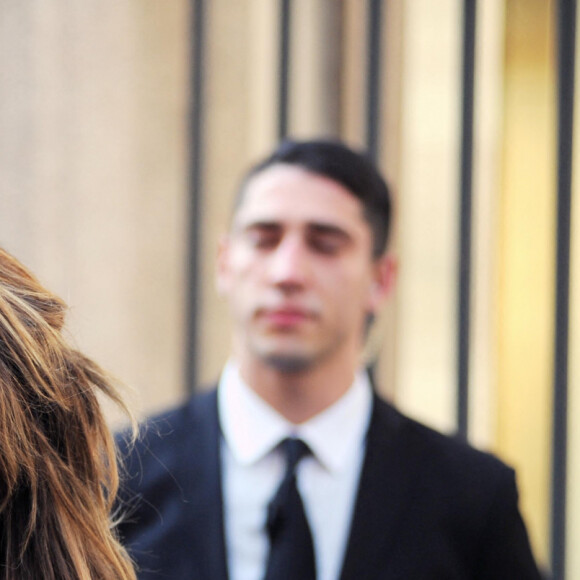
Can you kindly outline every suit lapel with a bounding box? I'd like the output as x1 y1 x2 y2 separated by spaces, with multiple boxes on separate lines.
186 390 230 580
339 396 423 580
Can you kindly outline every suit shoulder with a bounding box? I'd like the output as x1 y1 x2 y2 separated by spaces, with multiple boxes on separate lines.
116 389 218 469
374 397 514 486
366 398 541 578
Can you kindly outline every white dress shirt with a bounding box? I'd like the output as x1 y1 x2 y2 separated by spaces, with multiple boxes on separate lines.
218 361 372 580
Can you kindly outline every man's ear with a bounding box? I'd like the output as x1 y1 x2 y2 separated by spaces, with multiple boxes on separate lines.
367 253 397 313
215 234 231 296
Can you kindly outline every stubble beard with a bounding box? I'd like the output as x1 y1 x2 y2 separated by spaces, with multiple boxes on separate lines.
261 352 313 374
239 307 353 376
252 326 347 376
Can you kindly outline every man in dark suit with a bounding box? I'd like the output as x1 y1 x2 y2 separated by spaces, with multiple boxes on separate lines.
118 140 541 579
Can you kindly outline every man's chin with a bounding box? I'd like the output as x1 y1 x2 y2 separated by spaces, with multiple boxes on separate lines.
262 353 313 374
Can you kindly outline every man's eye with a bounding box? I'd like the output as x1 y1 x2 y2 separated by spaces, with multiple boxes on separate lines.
247 230 279 249
309 235 342 254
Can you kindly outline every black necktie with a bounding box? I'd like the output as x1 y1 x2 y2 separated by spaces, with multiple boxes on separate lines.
263 438 317 580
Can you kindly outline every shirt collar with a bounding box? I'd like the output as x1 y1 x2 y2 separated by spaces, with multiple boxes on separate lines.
218 361 373 474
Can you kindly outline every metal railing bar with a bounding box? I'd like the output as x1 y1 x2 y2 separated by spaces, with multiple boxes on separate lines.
457 0 477 440
366 0 383 161
186 0 206 394
278 0 291 140
550 0 576 576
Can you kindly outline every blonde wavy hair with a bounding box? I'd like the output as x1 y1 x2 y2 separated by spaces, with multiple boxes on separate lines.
0 248 136 579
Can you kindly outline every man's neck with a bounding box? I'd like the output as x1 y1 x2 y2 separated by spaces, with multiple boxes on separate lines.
236 356 357 424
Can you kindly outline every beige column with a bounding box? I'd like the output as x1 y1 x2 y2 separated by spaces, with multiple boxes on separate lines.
289 0 342 138
341 0 369 149
394 0 462 433
247 0 281 160
198 0 256 386
469 0 506 448
0 1 190 421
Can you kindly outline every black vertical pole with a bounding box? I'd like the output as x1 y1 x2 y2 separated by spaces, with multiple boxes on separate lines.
366 0 383 162
365 0 383 388
457 0 477 440
550 0 576 577
186 0 206 394
278 0 291 140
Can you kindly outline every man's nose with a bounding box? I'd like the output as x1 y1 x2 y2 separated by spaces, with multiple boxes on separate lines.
267 237 310 290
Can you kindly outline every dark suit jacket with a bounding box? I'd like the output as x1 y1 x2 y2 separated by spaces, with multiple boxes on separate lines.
117 390 542 579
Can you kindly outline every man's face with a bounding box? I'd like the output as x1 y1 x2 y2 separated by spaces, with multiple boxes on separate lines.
217 164 393 373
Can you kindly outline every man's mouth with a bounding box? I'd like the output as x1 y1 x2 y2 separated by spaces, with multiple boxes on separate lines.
259 307 314 326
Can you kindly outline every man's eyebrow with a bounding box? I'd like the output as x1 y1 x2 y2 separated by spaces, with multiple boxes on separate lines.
234 220 281 233
242 220 282 230
307 223 352 239
233 220 352 241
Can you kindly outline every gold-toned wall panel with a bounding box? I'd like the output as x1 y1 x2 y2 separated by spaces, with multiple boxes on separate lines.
496 0 555 564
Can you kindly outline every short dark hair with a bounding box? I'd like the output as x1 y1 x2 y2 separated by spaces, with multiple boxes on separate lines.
235 139 392 258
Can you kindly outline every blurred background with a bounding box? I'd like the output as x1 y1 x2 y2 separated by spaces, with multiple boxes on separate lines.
0 0 577 577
